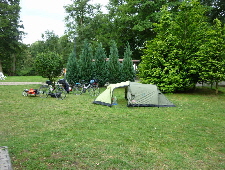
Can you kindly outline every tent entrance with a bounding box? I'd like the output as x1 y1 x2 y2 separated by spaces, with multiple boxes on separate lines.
111 87 128 106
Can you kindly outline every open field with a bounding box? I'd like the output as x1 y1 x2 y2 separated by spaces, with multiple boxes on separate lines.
0 76 225 169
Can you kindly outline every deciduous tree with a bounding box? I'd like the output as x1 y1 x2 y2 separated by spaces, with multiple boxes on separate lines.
138 1 211 92
35 52 63 85
0 0 24 75
196 19 225 94
64 0 101 55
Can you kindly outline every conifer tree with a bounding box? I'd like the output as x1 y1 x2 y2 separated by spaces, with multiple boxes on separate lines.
121 43 135 82
107 41 121 83
66 50 80 84
93 43 108 86
79 40 93 82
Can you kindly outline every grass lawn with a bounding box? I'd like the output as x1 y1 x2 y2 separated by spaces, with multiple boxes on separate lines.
0 76 225 169
0 76 47 82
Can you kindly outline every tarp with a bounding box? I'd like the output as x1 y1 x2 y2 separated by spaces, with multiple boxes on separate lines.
93 81 175 107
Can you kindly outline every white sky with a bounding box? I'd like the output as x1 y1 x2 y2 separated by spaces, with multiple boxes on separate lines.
20 0 109 44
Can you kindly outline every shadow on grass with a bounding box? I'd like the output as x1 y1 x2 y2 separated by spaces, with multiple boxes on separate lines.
181 86 225 95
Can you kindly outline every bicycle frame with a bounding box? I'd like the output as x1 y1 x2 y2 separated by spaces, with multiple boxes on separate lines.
72 80 100 96
82 83 92 93
39 81 67 100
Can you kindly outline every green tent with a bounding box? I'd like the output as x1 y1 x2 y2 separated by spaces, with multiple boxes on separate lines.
93 81 175 107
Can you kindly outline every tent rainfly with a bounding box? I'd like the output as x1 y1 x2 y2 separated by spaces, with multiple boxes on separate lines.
93 81 175 107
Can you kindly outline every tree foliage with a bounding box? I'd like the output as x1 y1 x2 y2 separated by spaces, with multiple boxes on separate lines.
106 0 176 59
64 0 184 59
65 40 135 86
138 0 219 93
27 31 73 76
121 43 135 82
66 49 80 84
64 0 101 55
196 18 225 93
107 41 122 83
79 40 93 82
35 52 63 85
32 31 73 64
202 0 225 23
0 0 24 74
93 43 108 86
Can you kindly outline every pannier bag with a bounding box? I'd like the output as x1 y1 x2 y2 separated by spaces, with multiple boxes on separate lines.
58 79 66 85
46 80 52 85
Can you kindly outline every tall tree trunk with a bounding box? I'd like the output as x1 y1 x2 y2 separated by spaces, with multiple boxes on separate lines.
12 54 16 76
0 60 3 73
215 82 218 95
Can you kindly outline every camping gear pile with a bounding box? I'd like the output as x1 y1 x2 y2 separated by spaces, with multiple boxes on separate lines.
22 79 69 98
93 81 175 107
22 89 39 96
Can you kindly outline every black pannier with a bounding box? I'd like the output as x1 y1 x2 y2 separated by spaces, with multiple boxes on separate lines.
58 79 66 85
46 80 52 85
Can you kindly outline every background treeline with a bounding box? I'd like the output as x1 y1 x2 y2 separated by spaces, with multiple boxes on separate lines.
1 0 225 92
66 40 135 86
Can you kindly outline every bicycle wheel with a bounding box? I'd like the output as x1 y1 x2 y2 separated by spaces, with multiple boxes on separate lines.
54 86 67 100
92 87 100 96
73 85 82 95
22 90 28 96
39 85 50 98
89 86 100 96
88 88 94 96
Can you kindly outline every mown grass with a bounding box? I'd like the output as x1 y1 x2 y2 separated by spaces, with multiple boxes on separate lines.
0 77 225 169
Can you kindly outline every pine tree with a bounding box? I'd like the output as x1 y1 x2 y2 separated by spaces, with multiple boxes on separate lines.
121 43 135 82
66 50 80 84
93 43 108 86
107 41 121 83
79 40 93 82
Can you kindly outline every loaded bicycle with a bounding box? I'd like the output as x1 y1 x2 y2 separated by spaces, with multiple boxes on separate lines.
38 79 67 100
73 79 100 96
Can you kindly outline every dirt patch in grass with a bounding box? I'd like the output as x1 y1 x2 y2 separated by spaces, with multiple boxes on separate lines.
0 82 42 85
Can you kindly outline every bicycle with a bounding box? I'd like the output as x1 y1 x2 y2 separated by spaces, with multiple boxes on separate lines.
39 80 67 100
72 79 100 96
